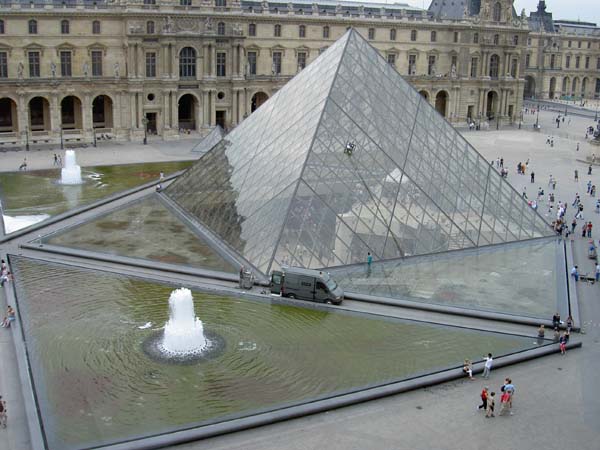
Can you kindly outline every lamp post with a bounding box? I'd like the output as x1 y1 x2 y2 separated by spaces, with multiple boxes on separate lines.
142 117 148 145
595 106 598 122
25 125 29 151
93 128 97 148
60 126 64 150
535 100 540 129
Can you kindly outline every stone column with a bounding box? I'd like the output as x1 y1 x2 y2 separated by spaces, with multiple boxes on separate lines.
171 91 177 129
162 44 169 78
113 92 122 130
203 44 210 78
137 92 144 129
202 89 210 126
50 94 60 134
163 90 171 129
18 94 28 144
232 88 239 125
211 46 216 78
240 88 247 121
130 93 137 129
83 93 92 135
210 90 216 126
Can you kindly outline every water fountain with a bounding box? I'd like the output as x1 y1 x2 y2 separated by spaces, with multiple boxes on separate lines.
59 150 83 185
160 288 208 356
143 287 223 364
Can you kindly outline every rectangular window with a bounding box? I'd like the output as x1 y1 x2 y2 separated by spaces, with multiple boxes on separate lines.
247 51 257 75
408 54 416 75
550 54 555 69
576 56 580 68
61 20 69 34
0 20 4 34
91 50 103 76
146 52 156 78
451 55 457 68
28 51 40 77
453 32 458 43
92 20 101 34
323 26 329 39
525 54 530 68
568 40 572 47
578 41 582 48
566 55 571 68
0 52 7 78
272 51 282 75
180 0 191 5
473 32 478 44
510 59 517 77
390 28 396 41
588 41 591 49
28 20 37 34
470 57 478 77
216 52 226 77
248 23 256 36
60 51 72 77
585 56 590 69
428 55 436 76
387 54 396 67
215 0 226 6
143 0 156 4
297 52 306 70
410 30 417 42
368 28 375 40
597 58 600 70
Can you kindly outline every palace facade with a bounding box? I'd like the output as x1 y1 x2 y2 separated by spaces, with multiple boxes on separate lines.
0 0 598 146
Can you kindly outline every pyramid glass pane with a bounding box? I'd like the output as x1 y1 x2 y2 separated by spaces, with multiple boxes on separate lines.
330 238 566 319
11 255 542 449
164 29 553 274
165 34 351 267
42 195 235 272
190 125 225 153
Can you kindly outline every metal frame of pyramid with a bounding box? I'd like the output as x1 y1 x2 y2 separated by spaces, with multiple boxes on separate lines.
165 29 553 276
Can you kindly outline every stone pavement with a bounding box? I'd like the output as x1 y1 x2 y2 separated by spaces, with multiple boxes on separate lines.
1 112 600 450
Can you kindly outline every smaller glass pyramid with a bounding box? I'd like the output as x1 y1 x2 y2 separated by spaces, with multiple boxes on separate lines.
166 29 553 275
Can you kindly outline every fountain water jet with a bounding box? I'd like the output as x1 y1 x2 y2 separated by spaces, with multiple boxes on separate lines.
59 150 83 185
160 288 208 356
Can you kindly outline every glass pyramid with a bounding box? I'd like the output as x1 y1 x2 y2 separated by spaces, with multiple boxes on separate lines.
166 29 553 275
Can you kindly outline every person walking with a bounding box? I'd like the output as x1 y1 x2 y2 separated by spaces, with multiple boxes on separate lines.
587 222 593 238
366 252 373 268
482 353 493 378
478 387 488 411
0 395 6 428
574 169 579 181
53 153 59 166
559 332 567 355
595 262 600 282
571 218 577 233
571 265 579 282
485 392 496 418
589 165 593 175
530 171 535 183
582 223 588 238
587 180 592 194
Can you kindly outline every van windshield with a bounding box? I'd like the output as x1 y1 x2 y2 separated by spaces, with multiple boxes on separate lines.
326 278 337 291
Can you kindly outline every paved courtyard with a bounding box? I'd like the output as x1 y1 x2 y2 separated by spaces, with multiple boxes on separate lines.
1 105 599 450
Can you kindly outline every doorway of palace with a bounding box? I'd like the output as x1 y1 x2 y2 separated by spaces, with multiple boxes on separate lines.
28 97 51 132
92 95 114 129
435 91 448 117
145 112 157 134
0 98 18 133
178 94 197 131
215 110 226 129
250 92 269 112
60 96 83 130
486 91 498 120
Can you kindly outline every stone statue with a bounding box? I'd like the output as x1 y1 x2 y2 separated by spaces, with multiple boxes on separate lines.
481 1 490 18
261 0 268 10
271 62 277 75
204 17 213 31
113 62 120 78
50 61 57 78
335 3 341 14
450 63 457 78
312 3 319 14
287 2 293 12
163 16 173 33
506 4 513 21
17 62 24 79
521 8 526 20
232 23 242 35
82 61 89 77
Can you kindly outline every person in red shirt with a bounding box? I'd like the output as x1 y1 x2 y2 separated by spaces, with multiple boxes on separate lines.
587 222 593 238
478 387 488 411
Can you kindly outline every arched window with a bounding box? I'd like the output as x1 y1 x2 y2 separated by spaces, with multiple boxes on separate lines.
299 25 305 38
493 34 499 45
61 20 69 34
274 24 281 37
410 29 417 42
248 23 256 36
513 35 519 46
146 21 155 34
92 20 101 34
473 32 479 44
0 20 4 34
217 22 225 35
489 54 499 78
179 47 196 78
28 19 37 35
492 2 502 22
323 25 329 38
390 28 396 41
431 31 436 42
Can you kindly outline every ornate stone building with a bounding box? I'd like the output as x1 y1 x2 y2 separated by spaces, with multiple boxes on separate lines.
0 0 596 146
524 1 600 101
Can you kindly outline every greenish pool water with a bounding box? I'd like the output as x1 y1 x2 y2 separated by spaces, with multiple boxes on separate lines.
44 195 235 273
0 161 193 229
12 256 539 450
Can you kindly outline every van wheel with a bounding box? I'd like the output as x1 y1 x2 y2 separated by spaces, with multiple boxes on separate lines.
288 294 296 299
326 300 333 305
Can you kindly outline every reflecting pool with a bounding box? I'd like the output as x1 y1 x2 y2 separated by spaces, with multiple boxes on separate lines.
0 161 193 233
44 195 235 273
12 256 541 450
